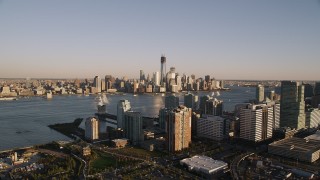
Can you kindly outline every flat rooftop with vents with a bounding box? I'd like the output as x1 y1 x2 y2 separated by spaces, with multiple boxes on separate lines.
180 155 228 175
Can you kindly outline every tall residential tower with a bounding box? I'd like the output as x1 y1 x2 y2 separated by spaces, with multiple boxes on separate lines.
280 81 305 130
117 100 132 129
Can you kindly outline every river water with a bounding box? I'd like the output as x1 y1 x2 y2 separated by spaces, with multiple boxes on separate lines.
0 86 256 151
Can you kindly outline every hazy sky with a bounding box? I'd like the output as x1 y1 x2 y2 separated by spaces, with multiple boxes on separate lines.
0 1 319 80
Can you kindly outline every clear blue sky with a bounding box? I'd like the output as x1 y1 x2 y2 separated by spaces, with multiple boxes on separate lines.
0 0 319 80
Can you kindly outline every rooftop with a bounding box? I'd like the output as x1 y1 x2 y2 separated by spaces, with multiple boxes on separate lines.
305 131 320 141
269 137 320 153
180 155 228 175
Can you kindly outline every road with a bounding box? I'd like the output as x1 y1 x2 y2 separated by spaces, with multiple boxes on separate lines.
72 153 87 180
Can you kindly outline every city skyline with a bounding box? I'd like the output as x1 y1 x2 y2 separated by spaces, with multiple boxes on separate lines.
1 1 320 80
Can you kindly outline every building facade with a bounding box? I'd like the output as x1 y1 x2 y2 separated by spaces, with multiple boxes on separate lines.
239 104 273 142
93 76 101 93
165 94 179 110
256 84 265 102
199 95 213 115
184 93 198 110
166 106 192 152
197 115 229 141
205 98 223 116
305 108 320 128
117 100 131 129
280 81 305 130
268 137 320 163
123 111 144 145
85 117 99 141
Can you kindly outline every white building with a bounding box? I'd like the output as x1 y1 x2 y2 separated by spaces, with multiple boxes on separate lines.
180 155 228 175
240 104 273 142
256 84 265 102
274 103 280 129
153 71 160 86
85 117 99 141
117 100 131 129
306 108 320 128
176 75 182 91
197 115 229 141
93 76 102 93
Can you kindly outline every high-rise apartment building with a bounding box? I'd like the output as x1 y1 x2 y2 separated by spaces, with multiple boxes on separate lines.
105 75 114 90
197 115 229 141
176 75 182 91
280 81 305 130
205 98 223 116
273 103 280 129
123 111 144 145
239 104 273 142
165 94 179 110
93 76 101 93
85 117 99 141
199 95 213 114
117 100 131 129
256 84 265 102
159 108 169 131
303 83 314 98
305 108 320 128
184 93 198 110
315 82 320 96
153 71 161 86
166 106 192 152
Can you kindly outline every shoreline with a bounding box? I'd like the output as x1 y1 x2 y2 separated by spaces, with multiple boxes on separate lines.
1 88 233 99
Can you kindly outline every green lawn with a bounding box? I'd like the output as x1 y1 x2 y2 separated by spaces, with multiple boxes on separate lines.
91 151 116 170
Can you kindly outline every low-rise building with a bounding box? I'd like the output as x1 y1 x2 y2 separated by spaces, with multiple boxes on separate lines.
180 155 228 175
112 138 129 148
268 137 320 163
82 146 91 156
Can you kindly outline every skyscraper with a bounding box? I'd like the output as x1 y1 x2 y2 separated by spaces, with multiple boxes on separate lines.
160 55 166 86
205 75 210 83
105 75 113 90
314 82 320 96
166 106 192 152
256 84 265 102
117 100 131 129
159 108 169 130
85 117 99 141
199 95 213 114
239 104 273 142
184 93 198 110
140 70 145 82
165 94 179 110
123 111 144 145
197 115 229 141
273 103 280 129
303 83 314 98
153 71 160 86
305 108 320 128
205 98 223 116
93 76 101 93
280 81 305 129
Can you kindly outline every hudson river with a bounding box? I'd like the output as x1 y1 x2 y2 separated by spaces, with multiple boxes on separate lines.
0 86 256 151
